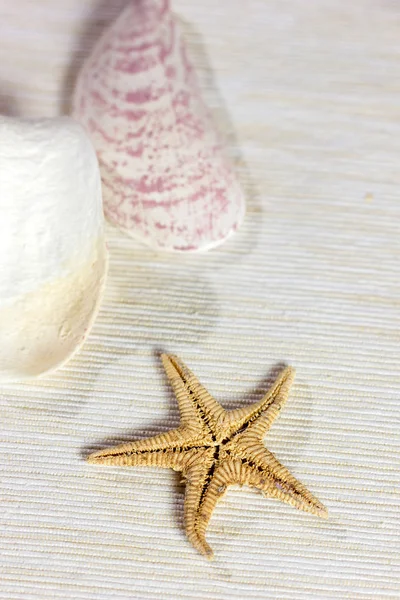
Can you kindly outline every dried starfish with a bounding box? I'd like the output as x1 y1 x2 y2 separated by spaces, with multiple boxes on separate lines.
88 355 327 558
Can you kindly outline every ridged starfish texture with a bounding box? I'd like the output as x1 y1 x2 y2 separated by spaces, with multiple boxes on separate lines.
88 355 328 558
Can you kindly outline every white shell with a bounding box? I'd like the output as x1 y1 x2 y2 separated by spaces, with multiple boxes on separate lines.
0 116 107 382
73 0 245 252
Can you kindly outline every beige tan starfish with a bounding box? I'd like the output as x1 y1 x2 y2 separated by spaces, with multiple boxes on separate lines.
88 354 328 558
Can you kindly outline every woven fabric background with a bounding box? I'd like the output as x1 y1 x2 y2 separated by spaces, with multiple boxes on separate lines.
1 1 400 598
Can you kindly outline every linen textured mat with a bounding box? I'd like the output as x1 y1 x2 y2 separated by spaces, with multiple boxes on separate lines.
1 1 399 598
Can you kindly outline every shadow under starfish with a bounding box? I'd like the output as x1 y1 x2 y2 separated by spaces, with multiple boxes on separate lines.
88 354 328 559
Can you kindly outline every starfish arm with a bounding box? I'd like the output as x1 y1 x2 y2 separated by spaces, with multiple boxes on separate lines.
162 354 225 433
227 442 328 518
182 448 217 559
87 426 201 468
187 456 254 560
221 366 295 438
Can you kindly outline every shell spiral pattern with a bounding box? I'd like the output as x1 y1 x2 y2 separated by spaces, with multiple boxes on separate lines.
73 0 245 251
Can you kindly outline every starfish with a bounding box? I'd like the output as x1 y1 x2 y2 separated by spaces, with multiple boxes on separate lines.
88 354 328 558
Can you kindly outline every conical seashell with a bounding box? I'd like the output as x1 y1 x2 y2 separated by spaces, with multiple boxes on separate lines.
0 116 107 382
73 0 245 252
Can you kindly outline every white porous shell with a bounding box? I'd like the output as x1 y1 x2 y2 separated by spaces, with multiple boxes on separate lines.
73 0 245 252
0 116 107 382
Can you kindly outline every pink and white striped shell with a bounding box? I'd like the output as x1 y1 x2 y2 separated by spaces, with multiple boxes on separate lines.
73 0 245 252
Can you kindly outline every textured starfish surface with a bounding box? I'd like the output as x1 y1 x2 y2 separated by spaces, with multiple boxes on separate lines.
88 355 328 558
